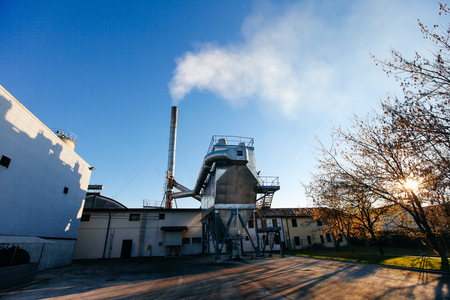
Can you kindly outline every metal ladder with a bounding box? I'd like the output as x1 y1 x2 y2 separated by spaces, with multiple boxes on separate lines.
138 210 147 257
257 191 275 210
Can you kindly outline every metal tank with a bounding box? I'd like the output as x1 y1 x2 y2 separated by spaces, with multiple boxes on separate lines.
199 136 258 259
170 135 261 259
164 107 279 260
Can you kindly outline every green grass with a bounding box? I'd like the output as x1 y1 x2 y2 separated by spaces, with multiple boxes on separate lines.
283 250 448 272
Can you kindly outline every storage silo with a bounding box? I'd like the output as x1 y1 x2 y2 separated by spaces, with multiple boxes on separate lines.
166 107 279 260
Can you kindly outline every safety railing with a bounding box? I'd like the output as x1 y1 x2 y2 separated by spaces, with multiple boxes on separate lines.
257 176 280 187
51 128 78 144
207 135 254 153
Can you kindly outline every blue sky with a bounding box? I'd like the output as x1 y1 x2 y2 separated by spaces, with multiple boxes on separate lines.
0 0 443 209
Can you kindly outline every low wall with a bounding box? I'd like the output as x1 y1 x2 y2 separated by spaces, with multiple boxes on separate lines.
0 263 39 290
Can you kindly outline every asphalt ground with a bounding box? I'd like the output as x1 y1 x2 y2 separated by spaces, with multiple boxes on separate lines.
1 255 449 299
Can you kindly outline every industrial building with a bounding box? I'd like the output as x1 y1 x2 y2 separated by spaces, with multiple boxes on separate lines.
1 93 344 289
74 107 344 261
73 197 345 260
74 194 204 259
0 84 92 282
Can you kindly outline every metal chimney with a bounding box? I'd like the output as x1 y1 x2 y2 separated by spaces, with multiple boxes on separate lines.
165 106 178 209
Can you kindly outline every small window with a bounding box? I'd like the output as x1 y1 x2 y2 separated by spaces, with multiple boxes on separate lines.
307 236 312 245
81 214 90 222
192 237 201 245
63 187 69 194
245 236 249 241
320 235 325 244
272 219 278 227
182 238 190 245
129 214 140 221
326 233 332 243
159 214 165 220
248 219 254 228
261 219 267 227
291 219 297 227
294 236 300 246
0 155 11 169
317 220 323 226
237 150 243 156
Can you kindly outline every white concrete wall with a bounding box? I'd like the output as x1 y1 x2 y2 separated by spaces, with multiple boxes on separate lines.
73 209 204 259
144 210 203 257
73 212 110 259
0 86 92 239
0 85 92 269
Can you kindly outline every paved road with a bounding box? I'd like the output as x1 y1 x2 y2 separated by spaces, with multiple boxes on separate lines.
1 255 449 299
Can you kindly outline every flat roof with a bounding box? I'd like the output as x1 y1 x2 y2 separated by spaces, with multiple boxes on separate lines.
0 235 55 244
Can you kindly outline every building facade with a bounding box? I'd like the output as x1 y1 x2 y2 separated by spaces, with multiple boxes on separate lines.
73 200 204 259
272 208 347 250
74 200 345 260
0 85 92 270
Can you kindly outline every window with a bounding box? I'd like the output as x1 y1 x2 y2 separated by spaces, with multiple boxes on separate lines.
291 219 297 227
272 219 278 227
317 220 323 226
63 187 69 194
294 236 300 246
307 236 312 245
182 238 190 245
274 234 280 245
237 150 243 156
245 236 249 241
248 219 254 228
192 237 201 245
320 235 325 244
159 214 165 220
129 214 140 221
81 214 90 222
326 233 332 243
0 155 11 169
261 219 267 227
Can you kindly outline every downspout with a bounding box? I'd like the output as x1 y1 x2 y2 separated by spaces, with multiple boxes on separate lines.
286 218 292 250
102 211 112 259
280 216 286 252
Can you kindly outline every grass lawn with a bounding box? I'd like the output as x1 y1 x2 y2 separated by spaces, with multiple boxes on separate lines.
283 250 449 272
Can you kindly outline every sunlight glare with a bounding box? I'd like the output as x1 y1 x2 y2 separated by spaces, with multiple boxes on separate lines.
404 178 419 190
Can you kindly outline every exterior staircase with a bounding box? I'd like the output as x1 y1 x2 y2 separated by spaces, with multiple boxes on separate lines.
256 191 275 210
254 176 282 256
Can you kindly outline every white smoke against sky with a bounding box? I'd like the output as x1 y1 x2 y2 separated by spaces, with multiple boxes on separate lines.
168 0 436 117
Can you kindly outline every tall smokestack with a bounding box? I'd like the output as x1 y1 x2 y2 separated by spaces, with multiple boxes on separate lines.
165 106 178 209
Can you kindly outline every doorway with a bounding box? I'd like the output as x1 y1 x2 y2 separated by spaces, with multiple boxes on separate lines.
121 240 132 258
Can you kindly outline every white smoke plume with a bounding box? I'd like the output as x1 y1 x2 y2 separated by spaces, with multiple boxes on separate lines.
169 1 433 117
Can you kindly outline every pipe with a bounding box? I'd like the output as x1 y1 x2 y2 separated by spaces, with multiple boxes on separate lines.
172 179 201 201
102 211 112 259
165 106 178 209
172 149 244 199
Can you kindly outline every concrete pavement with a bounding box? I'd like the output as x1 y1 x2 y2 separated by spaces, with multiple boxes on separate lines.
0 255 449 299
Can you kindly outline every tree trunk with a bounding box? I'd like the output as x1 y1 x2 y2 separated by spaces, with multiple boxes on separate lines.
368 229 384 255
426 232 449 271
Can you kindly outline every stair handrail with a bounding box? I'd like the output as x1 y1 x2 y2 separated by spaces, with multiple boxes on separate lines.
257 176 279 187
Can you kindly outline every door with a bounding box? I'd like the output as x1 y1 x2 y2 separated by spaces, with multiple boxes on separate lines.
121 240 132 258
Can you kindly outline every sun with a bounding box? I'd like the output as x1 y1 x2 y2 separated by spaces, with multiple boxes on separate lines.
404 178 419 190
